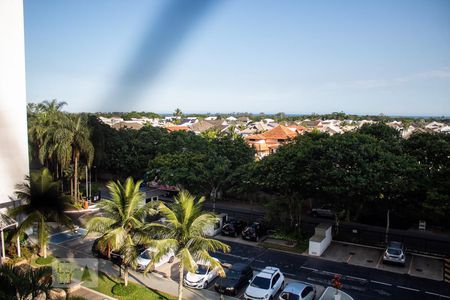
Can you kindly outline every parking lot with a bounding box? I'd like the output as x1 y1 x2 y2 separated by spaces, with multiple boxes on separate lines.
321 241 444 281
153 257 326 299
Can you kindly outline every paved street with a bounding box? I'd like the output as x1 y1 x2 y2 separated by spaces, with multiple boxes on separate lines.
213 240 450 300
48 231 450 300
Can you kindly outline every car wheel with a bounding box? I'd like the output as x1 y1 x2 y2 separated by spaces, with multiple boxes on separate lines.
203 281 209 288
168 256 174 263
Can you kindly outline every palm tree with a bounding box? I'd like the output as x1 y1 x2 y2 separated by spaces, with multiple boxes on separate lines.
9 168 73 258
144 190 230 300
85 177 156 286
44 115 94 200
0 264 53 300
173 108 183 117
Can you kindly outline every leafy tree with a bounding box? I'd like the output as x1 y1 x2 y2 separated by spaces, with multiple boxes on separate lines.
403 133 450 227
9 168 73 258
85 177 156 286
143 190 229 300
149 136 254 209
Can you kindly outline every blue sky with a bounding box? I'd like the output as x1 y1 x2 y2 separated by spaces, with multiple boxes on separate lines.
24 0 450 115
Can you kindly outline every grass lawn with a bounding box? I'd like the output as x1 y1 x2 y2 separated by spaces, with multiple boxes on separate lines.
261 238 309 254
89 272 177 300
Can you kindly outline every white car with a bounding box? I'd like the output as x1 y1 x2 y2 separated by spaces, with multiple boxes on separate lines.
244 266 285 300
136 247 175 272
184 258 221 289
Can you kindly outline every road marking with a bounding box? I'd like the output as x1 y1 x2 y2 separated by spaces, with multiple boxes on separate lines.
425 291 450 299
300 266 318 272
397 285 420 292
319 270 339 277
371 280 392 286
345 275 367 282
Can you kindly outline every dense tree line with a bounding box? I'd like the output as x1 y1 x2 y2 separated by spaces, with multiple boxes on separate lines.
27 101 449 230
246 125 450 230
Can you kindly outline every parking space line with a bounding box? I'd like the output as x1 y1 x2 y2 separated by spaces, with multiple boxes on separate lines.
346 254 352 263
375 253 383 269
425 291 450 298
397 285 420 292
371 280 392 286
408 254 414 275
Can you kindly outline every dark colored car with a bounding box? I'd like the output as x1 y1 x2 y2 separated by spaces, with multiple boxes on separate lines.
214 263 253 296
242 222 265 242
91 238 145 265
221 220 247 237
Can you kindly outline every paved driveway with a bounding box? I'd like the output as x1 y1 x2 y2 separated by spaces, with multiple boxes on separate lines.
322 241 443 281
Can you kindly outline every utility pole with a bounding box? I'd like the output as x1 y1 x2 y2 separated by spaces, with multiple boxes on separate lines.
85 166 88 201
385 209 390 244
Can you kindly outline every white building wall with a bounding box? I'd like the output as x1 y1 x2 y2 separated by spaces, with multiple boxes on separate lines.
0 0 29 205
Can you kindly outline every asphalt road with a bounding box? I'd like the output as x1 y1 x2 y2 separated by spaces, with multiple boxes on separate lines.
215 240 450 300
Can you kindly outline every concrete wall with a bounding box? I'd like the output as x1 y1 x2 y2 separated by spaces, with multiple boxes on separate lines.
0 0 29 206
309 224 332 256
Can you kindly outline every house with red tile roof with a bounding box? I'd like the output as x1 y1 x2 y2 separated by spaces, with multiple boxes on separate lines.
165 125 191 132
245 125 306 159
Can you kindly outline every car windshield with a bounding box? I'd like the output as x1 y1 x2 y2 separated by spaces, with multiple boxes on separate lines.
280 292 300 300
250 276 270 289
195 265 209 275
387 248 402 256
140 250 154 260
226 269 240 280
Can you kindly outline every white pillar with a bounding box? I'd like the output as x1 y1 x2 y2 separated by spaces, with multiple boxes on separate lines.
0 0 29 206
1 230 5 259
16 233 20 257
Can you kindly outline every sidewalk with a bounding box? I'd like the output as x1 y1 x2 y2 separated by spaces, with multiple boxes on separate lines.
49 242 238 300
98 259 238 300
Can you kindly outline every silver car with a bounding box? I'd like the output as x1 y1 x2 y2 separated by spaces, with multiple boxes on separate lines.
383 241 406 265
279 282 316 300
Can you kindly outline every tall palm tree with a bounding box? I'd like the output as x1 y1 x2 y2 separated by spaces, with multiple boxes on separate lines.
173 108 183 117
9 168 73 258
85 177 156 286
143 190 230 300
44 115 94 200
0 264 53 300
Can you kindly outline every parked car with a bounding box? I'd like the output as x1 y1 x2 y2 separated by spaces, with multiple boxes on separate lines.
383 241 406 265
91 238 124 265
279 282 316 300
242 222 265 242
184 258 221 289
311 204 335 218
136 247 175 272
244 266 285 300
221 219 247 237
214 262 253 296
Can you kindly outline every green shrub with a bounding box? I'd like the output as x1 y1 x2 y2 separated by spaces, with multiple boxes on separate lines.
35 256 55 265
67 297 88 300
112 283 137 296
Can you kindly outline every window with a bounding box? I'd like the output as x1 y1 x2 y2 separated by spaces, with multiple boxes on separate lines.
271 273 280 288
301 286 313 298
250 276 270 289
